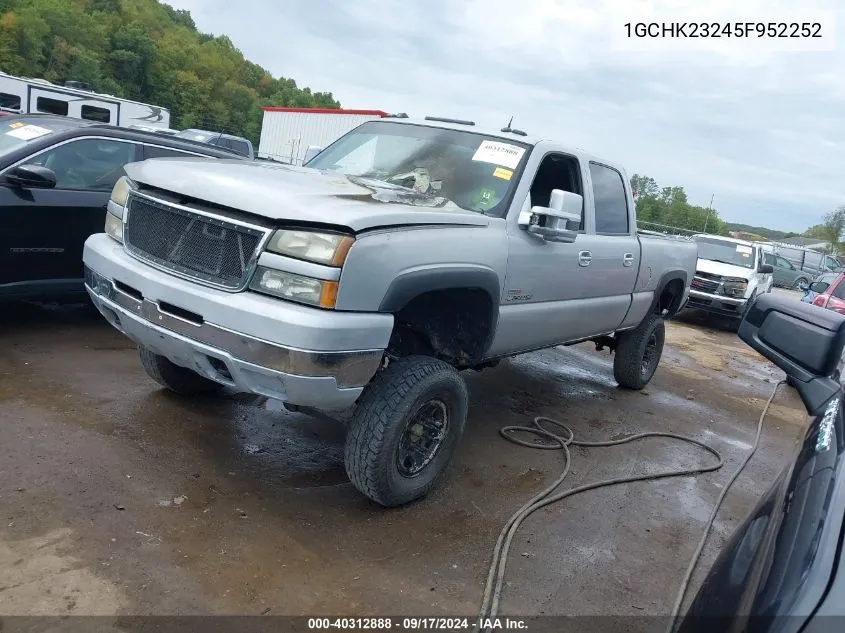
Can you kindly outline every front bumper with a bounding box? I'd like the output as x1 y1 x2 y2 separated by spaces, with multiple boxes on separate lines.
686 289 747 318
83 234 393 408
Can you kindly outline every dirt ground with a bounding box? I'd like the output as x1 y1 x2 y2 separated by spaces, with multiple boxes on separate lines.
0 297 807 624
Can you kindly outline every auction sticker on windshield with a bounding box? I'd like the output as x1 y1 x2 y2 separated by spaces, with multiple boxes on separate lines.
472 140 525 169
6 125 52 141
736 245 753 254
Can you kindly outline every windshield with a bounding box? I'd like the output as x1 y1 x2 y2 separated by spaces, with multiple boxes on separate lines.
695 237 756 269
306 121 531 215
0 118 59 160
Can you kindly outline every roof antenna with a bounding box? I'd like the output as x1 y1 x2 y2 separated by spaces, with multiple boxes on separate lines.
501 115 528 136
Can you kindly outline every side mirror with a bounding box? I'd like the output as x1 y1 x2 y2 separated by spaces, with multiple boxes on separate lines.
739 294 845 413
5 164 57 189
810 281 830 294
518 189 582 244
303 145 323 165
759 263 774 274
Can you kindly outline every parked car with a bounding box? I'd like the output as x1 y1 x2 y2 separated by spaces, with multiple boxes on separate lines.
763 251 812 289
800 271 839 304
686 234 774 322
678 293 845 633
804 271 845 315
0 114 246 302
82 116 698 507
760 241 844 277
173 128 254 159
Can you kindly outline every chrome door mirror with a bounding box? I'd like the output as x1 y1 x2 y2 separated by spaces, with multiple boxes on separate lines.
518 189 582 244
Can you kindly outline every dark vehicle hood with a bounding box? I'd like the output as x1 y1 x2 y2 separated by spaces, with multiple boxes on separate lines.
124 158 490 232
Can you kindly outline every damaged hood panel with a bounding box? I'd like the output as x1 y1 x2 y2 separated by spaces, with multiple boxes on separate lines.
124 158 490 232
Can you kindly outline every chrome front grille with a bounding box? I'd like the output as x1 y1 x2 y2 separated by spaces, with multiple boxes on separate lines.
124 193 266 290
691 272 721 294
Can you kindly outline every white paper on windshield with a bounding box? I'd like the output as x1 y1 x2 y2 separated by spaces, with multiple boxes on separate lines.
6 125 51 141
472 140 525 170
736 245 753 254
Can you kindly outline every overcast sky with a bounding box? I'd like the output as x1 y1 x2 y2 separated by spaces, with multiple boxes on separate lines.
166 0 843 233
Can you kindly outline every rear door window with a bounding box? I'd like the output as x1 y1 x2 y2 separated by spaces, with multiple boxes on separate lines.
589 162 629 235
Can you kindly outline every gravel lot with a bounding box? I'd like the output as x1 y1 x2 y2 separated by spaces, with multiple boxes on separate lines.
0 296 807 625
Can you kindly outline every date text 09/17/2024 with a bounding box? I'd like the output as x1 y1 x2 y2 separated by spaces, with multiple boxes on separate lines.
307 618 529 630
623 22 822 38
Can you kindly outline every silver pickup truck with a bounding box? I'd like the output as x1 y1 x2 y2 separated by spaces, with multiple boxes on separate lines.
82 117 697 507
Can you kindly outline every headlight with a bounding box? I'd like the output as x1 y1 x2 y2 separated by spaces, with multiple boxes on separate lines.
110 176 132 207
105 211 123 243
720 277 748 298
249 267 338 308
265 230 354 266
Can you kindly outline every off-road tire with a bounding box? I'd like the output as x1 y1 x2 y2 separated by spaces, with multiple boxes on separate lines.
613 313 666 390
138 345 222 396
344 356 469 507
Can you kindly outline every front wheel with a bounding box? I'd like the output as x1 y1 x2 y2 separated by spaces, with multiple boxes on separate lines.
344 356 468 507
138 346 223 396
613 313 665 390
792 278 809 290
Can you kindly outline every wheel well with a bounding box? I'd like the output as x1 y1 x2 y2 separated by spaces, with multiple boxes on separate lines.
386 288 495 367
657 278 685 316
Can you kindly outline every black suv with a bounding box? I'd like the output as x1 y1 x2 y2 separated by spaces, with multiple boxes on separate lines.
0 115 246 302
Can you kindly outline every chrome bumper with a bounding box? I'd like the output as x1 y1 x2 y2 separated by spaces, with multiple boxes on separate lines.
85 266 383 408
686 289 746 317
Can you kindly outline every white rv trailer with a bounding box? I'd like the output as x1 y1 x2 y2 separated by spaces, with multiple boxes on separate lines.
258 107 387 165
0 71 171 129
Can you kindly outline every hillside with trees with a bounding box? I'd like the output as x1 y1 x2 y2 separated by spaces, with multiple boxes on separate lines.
721 223 797 241
630 174 729 236
0 0 340 143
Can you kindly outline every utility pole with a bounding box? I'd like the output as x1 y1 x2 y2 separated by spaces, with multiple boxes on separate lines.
703 194 715 233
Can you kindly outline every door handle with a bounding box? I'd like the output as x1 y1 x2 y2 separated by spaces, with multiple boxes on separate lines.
579 250 592 267
623 253 635 267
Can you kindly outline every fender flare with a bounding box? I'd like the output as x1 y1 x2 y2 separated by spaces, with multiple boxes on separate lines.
379 266 501 359
650 269 689 317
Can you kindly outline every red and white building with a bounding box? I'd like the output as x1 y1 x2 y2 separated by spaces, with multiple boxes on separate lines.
258 107 388 165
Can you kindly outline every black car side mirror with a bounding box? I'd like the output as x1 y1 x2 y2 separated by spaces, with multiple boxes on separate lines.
739 294 845 413
758 263 774 274
5 164 57 189
810 281 829 294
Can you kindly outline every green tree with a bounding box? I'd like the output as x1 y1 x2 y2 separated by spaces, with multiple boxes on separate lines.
0 0 341 145
806 207 845 253
631 174 728 235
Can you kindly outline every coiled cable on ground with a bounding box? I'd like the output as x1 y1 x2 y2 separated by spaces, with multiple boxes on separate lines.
475 380 785 633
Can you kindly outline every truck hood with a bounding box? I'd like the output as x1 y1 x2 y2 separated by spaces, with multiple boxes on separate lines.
124 158 490 232
696 257 755 280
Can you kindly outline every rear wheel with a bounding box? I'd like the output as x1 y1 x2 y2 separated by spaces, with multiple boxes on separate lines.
613 313 665 390
792 277 809 290
138 345 223 396
344 356 468 507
